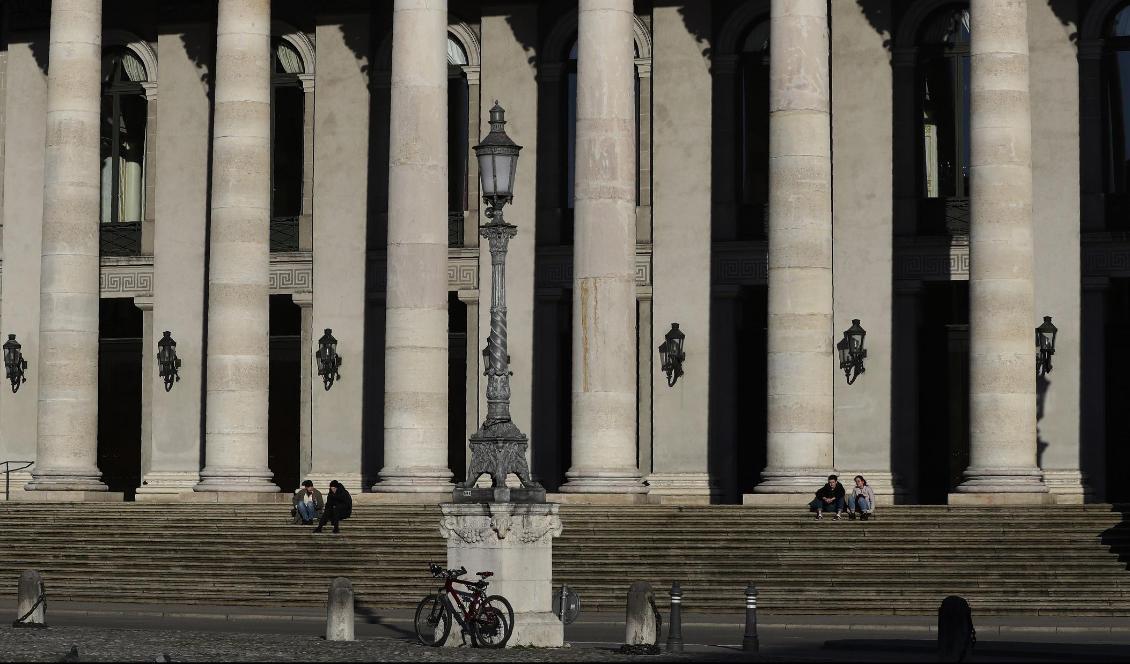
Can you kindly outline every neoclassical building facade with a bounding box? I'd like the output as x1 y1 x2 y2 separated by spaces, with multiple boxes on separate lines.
0 0 1125 505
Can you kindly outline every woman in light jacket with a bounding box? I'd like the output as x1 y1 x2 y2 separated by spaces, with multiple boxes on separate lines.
847 475 876 521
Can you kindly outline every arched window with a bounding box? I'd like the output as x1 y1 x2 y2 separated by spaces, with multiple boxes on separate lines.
564 38 641 210
271 38 304 249
737 18 769 239
918 6 971 203
448 35 469 235
1104 4 1130 229
100 47 147 227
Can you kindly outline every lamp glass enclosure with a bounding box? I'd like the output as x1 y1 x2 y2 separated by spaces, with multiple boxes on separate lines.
473 101 522 210
1036 316 1057 352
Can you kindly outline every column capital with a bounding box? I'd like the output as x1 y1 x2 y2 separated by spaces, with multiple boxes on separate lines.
894 279 924 296
133 295 155 311
456 288 479 305
299 73 315 93
1083 276 1111 292
292 291 313 307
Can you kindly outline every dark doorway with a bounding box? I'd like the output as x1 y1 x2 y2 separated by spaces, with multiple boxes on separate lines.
1107 279 1130 501
724 286 768 497
532 290 572 491
917 281 970 504
269 295 301 493
449 292 467 484
98 298 142 500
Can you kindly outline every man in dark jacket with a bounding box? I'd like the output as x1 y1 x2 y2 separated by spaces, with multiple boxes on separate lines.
808 475 846 520
314 480 352 533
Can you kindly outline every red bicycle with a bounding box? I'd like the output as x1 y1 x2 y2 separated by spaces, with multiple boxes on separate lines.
414 563 515 648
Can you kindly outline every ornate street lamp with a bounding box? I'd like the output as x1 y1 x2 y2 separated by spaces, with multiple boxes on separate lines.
657 323 686 387
1036 316 1057 377
3 334 27 393
456 101 543 502
157 331 182 392
317 328 342 391
837 319 867 385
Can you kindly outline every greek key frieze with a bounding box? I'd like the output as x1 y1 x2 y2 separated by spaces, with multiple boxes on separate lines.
1083 243 1130 277
100 265 154 297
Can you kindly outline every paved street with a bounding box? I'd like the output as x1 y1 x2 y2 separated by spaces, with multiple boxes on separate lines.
1 604 1128 662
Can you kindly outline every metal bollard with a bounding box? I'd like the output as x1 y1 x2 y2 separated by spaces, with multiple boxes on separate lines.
666 581 683 653
743 582 759 652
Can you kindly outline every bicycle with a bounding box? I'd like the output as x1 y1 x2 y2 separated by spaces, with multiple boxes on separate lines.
414 563 515 648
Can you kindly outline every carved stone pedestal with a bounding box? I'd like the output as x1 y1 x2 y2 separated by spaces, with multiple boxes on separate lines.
439 502 563 647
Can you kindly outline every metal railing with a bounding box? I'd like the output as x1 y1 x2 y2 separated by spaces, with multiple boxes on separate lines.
100 221 142 256
1 461 33 501
270 216 301 252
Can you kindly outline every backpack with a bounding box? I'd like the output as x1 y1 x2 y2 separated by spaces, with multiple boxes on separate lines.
937 595 976 662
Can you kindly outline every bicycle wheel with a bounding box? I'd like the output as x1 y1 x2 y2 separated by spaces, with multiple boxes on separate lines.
414 594 452 647
471 594 515 648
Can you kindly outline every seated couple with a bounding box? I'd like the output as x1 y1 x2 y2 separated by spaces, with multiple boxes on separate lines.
808 474 876 521
291 479 353 533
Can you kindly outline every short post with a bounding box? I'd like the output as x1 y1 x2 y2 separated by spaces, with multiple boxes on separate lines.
13 570 46 628
743 582 759 652
325 577 354 641
666 581 683 653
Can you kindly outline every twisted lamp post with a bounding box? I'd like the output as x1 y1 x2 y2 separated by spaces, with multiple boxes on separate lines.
455 102 544 503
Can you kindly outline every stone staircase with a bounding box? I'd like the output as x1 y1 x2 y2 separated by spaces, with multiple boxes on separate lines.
0 503 1128 616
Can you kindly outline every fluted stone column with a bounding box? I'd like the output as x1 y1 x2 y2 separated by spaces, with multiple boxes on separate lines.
559 0 645 496
27 0 107 493
195 0 277 493
749 0 833 499
953 0 1046 500
372 0 452 494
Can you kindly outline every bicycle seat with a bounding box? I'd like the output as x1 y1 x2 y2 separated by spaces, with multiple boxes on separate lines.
476 571 494 578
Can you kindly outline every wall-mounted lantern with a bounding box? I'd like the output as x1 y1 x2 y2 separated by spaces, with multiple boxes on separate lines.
837 319 867 385
317 328 342 391
3 334 27 393
658 323 686 387
157 331 182 392
1036 316 1057 377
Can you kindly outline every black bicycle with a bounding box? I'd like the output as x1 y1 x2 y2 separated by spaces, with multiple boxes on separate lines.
414 563 515 648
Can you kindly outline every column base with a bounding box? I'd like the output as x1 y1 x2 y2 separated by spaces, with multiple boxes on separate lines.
194 466 279 493
545 492 649 505
954 467 1047 494
1 471 33 499
559 468 647 494
175 491 291 504
25 469 108 493
749 469 834 494
370 467 453 494
947 492 1056 506
135 471 200 499
11 490 123 502
1041 470 1095 505
305 473 363 494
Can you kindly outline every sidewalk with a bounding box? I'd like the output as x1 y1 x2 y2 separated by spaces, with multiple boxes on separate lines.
21 600 1130 635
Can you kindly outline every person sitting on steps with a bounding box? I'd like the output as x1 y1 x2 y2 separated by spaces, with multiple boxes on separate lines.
846 474 876 521
292 479 323 525
808 474 846 520
314 480 352 534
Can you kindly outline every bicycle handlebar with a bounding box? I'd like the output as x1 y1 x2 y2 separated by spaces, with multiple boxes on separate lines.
429 562 467 579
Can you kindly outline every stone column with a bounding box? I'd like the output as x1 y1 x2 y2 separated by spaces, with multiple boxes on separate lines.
830 0 899 501
27 0 108 494
299 74 315 251
0 34 48 492
136 24 211 498
636 292 652 478
1078 41 1103 232
195 0 277 493
710 55 738 241
953 0 1047 500
635 59 652 244
463 66 481 248
136 297 154 484
560 0 645 495
140 83 157 255
1029 0 1085 503
309 15 370 494
749 0 833 499
647 2 715 502
372 0 452 494
295 292 313 481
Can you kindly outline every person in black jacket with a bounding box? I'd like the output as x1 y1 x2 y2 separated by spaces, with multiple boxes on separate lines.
807 475 846 520
314 480 352 533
